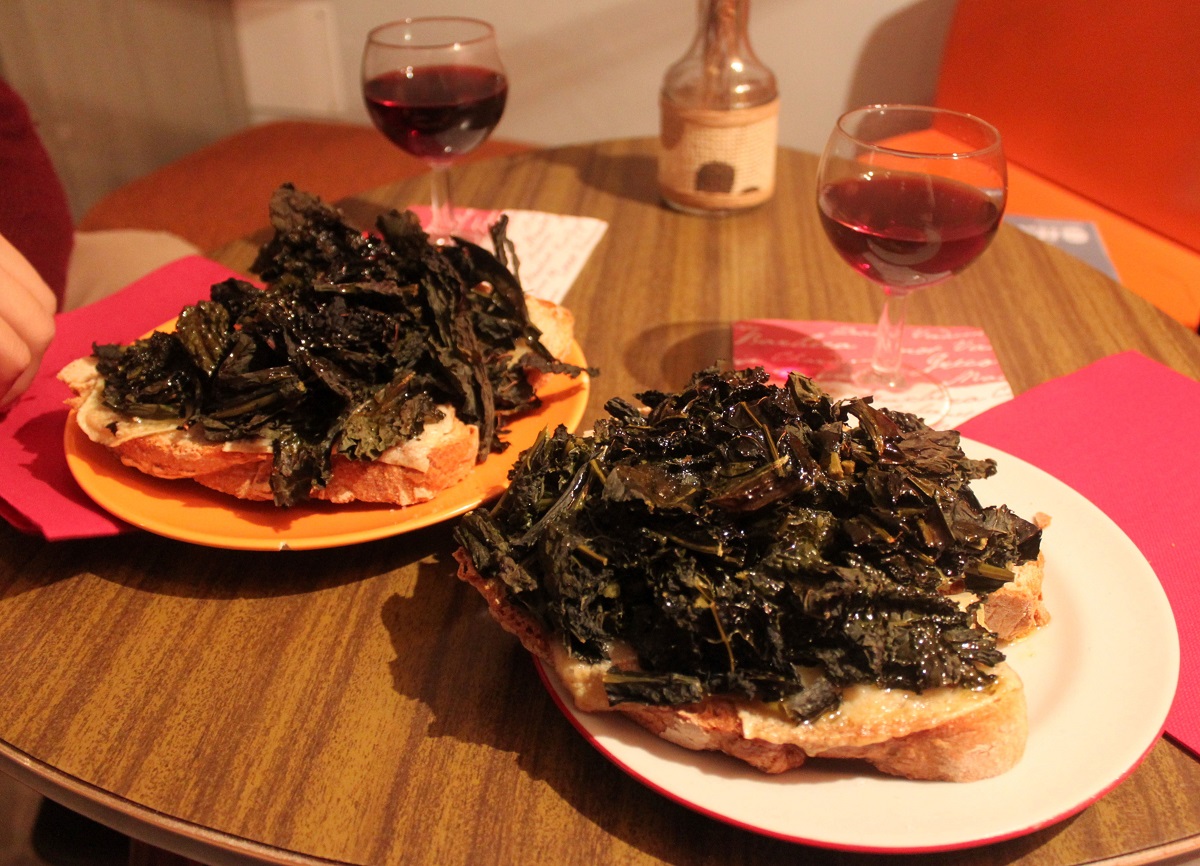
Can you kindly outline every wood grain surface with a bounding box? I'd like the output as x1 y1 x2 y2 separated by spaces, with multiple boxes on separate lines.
1 139 1198 866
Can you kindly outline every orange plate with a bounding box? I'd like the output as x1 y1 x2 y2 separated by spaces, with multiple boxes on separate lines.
64 342 591 551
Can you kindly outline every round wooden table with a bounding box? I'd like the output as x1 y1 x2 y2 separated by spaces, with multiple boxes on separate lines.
2 138 1198 866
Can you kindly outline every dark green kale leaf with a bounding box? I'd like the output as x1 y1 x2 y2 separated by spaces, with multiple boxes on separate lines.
454 367 1043 720
93 332 203 421
337 379 442 461
603 670 707 706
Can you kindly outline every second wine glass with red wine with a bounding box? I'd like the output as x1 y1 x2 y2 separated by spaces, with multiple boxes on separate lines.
815 104 1006 424
362 17 508 245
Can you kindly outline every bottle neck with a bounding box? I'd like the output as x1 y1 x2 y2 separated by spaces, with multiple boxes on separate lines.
667 0 776 110
700 0 747 104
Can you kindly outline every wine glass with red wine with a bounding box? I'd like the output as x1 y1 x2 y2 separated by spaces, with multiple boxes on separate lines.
362 17 507 245
815 104 1006 424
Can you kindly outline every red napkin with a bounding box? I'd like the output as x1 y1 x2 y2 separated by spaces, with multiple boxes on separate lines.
959 351 1199 759
0 255 250 540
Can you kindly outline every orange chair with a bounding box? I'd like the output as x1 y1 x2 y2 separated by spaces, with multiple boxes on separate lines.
78 120 531 254
935 0 1200 330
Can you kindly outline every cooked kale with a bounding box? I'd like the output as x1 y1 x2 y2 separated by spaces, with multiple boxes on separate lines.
455 367 1043 720
93 185 591 506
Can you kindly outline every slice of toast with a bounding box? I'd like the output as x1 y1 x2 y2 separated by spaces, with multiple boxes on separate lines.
60 297 574 507
449 367 1050 783
455 549 1033 782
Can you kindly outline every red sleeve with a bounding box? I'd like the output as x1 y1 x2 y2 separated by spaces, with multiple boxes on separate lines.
0 79 75 307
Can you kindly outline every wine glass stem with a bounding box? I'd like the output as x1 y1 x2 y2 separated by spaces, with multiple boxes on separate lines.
427 164 455 244
870 289 911 388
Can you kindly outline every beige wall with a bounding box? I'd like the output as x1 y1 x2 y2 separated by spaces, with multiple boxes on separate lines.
1 0 956 219
263 0 956 156
0 0 249 220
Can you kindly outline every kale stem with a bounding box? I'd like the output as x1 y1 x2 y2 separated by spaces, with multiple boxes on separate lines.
574 543 609 566
695 576 737 674
740 401 784 472
661 533 724 557
587 458 608 485
515 460 592 547
711 605 736 674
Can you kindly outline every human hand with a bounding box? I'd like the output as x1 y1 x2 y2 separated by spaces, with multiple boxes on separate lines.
0 233 57 410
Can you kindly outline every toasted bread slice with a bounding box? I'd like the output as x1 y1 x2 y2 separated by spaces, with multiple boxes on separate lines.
60 297 574 507
454 549 1037 782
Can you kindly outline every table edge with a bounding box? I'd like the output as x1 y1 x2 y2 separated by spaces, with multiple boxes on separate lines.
0 738 327 866
1093 835 1200 866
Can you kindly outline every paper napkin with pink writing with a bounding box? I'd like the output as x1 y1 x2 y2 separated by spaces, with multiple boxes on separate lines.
732 319 1014 429
407 206 607 304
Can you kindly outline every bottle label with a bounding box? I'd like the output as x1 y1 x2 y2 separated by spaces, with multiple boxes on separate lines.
658 96 779 213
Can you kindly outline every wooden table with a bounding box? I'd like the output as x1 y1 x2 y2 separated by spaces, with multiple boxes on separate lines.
2 138 1199 866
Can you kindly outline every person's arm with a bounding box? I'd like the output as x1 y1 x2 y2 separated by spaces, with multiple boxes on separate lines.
0 232 56 409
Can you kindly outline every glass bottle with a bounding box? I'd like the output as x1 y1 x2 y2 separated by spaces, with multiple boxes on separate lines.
658 0 779 215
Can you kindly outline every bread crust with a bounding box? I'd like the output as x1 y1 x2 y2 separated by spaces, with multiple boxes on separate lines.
980 553 1050 642
526 297 574 361
453 548 1034 782
60 295 574 507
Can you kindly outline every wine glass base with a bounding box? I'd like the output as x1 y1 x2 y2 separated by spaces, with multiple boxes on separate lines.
816 366 951 427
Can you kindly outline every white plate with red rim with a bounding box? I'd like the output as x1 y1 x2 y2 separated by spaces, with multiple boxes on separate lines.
535 439 1180 852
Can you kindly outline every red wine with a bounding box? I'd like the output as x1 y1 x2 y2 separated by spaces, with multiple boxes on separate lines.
364 65 507 162
818 174 1002 292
